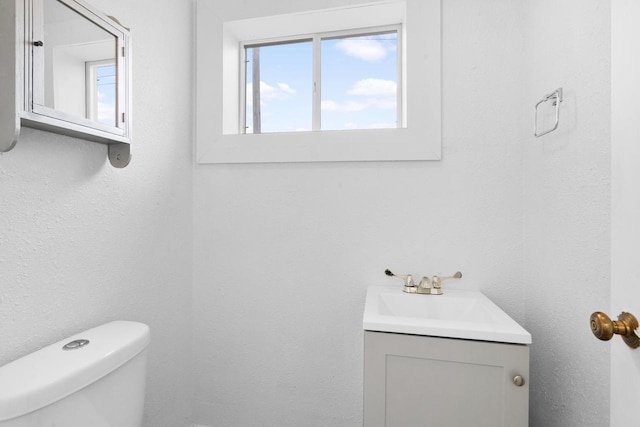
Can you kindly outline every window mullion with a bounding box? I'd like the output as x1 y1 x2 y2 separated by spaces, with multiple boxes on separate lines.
312 34 321 131
397 25 403 128
239 44 247 134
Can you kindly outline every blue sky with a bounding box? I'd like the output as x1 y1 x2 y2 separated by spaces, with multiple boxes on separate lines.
96 64 116 126
246 32 397 133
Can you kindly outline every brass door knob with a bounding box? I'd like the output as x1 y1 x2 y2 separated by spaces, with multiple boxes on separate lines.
590 311 640 349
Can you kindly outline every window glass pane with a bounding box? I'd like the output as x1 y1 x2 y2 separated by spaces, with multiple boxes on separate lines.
245 40 312 133
321 32 397 131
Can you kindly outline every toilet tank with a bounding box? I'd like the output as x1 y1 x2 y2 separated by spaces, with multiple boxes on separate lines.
0 321 150 427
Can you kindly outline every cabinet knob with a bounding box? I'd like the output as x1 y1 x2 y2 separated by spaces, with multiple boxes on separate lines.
590 311 640 349
33 40 43 47
513 375 525 387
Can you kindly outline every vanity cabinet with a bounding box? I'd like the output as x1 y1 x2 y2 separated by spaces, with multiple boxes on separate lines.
0 0 132 167
363 331 529 427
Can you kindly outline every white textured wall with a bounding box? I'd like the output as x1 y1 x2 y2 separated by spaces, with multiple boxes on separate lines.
0 1 614 426
192 0 526 425
0 1 194 426
522 1 611 426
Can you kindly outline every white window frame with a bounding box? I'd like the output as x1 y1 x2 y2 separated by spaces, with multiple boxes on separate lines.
240 25 402 134
195 0 441 164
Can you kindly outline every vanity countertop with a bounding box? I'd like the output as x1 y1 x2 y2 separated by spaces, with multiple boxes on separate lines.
363 285 532 344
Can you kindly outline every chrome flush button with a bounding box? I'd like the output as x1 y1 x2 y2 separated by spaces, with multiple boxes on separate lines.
62 339 90 350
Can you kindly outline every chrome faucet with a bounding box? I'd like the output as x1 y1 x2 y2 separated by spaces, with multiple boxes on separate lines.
385 269 462 295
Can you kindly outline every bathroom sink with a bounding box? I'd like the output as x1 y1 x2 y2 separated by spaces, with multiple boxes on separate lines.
363 285 531 344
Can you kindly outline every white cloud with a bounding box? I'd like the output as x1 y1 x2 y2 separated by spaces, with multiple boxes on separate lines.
255 81 281 101
321 100 369 113
335 39 388 61
369 122 396 129
322 79 397 114
97 102 116 125
246 81 296 107
277 83 296 95
347 78 397 97
369 97 397 110
334 121 396 130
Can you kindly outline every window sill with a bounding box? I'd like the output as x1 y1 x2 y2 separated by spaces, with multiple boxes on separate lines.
196 128 440 164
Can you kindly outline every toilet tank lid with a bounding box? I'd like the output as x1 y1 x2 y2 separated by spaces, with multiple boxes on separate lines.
0 321 150 422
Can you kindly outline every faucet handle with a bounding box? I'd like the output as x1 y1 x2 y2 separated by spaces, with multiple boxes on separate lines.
418 271 462 295
431 272 463 289
385 269 416 288
432 271 462 283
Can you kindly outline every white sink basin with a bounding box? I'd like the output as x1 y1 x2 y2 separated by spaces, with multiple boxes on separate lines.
363 285 531 344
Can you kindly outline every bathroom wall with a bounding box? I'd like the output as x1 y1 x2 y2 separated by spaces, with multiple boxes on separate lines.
522 1 611 426
0 1 194 426
192 0 527 425
0 1 613 426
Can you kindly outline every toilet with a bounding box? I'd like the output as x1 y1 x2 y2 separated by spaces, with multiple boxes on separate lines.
0 321 150 427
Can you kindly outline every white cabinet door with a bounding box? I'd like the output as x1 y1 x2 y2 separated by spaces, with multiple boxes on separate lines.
364 331 529 427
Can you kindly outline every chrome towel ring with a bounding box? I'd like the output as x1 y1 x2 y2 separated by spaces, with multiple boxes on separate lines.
534 87 563 137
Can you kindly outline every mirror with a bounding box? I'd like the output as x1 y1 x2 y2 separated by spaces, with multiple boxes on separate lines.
29 0 129 140
42 0 117 127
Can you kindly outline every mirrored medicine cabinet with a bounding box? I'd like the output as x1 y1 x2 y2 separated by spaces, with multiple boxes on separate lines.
0 0 132 167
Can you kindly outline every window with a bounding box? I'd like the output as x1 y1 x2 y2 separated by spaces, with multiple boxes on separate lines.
195 0 441 163
242 27 400 134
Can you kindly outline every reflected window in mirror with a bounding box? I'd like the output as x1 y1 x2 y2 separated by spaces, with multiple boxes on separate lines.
86 60 116 126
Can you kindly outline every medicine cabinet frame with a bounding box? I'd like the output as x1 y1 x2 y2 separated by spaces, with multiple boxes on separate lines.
0 0 132 167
